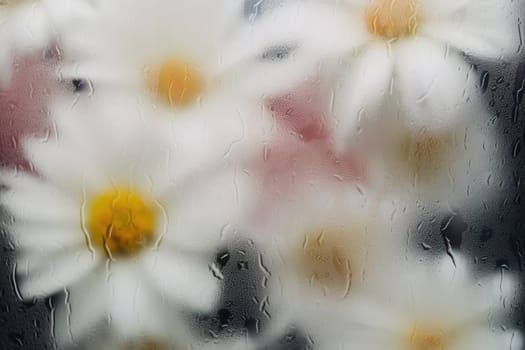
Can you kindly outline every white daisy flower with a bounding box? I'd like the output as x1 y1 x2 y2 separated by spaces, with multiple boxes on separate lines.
246 185 410 345
48 0 346 111
0 0 54 87
310 254 523 350
366 109 501 207
280 0 521 144
0 91 258 346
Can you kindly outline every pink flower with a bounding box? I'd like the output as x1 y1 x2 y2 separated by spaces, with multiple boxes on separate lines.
0 52 58 171
247 81 368 224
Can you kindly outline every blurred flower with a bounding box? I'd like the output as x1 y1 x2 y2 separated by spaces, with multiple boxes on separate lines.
367 110 501 207
260 0 516 206
50 0 345 111
0 91 256 346
311 254 523 350
247 189 409 345
246 80 367 225
281 0 520 145
0 53 57 170
0 0 55 87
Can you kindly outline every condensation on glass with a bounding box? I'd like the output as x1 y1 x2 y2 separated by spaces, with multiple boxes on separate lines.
0 0 523 349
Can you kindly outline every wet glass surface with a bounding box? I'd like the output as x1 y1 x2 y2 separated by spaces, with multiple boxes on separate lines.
0 0 524 349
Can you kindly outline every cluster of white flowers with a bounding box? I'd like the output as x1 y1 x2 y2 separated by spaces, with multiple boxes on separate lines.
0 0 523 349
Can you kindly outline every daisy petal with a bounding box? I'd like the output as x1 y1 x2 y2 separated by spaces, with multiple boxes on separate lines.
434 251 469 284
481 272 520 316
54 0 242 84
421 0 520 59
43 0 97 28
394 39 481 131
164 96 271 186
49 90 174 186
23 132 108 196
315 329 395 350
8 3 51 50
333 43 393 149
344 296 406 333
13 225 84 254
508 330 524 350
164 0 243 46
420 0 470 16
163 166 256 251
17 248 100 299
53 271 107 346
456 328 523 350
106 262 186 339
216 1 363 98
0 172 78 225
143 249 220 312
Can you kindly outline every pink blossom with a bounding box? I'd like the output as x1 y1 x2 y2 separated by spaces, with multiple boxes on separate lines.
0 52 58 171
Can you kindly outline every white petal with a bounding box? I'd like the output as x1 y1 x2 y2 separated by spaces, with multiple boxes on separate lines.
162 166 257 252
333 42 393 149
50 91 174 187
105 262 188 340
454 328 523 350
8 3 52 51
0 2 52 87
164 96 272 185
58 61 140 88
393 38 481 131
54 0 242 84
17 248 100 299
23 90 172 196
314 329 396 350
13 225 85 255
342 297 407 334
299 297 406 349
408 255 518 330
1 172 78 225
23 137 103 196
53 271 107 346
433 252 469 284
43 0 97 25
420 0 471 16
143 249 220 312
420 0 521 59
96 0 242 54
216 1 364 98
508 331 524 350
479 272 520 316
158 0 243 49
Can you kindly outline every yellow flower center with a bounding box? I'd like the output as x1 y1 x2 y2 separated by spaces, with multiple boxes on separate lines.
146 59 204 109
395 129 458 186
409 328 446 350
293 228 353 296
87 189 157 258
365 0 420 38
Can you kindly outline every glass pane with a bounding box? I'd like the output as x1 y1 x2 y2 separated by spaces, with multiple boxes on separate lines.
0 0 523 349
